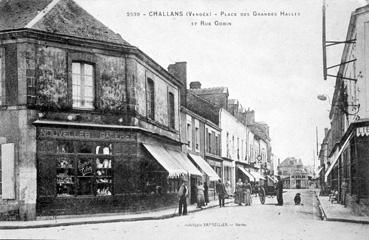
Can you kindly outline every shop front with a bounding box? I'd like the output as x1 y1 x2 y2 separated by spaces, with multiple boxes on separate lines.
35 122 186 216
206 157 222 199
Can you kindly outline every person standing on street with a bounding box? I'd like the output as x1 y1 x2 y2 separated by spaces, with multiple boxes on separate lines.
216 179 227 207
276 176 283 206
178 178 189 215
204 181 209 206
196 181 205 208
244 179 252 206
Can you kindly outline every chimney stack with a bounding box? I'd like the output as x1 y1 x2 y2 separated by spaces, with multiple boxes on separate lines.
168 62 187 106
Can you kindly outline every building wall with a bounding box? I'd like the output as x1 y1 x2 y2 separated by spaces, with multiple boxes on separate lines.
0 36 182 220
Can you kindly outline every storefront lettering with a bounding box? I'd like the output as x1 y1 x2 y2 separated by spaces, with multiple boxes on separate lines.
39 128 127 141
356 127 369 137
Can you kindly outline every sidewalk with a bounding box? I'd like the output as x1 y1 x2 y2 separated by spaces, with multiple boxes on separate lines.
315 191 369 224
0 198 233 229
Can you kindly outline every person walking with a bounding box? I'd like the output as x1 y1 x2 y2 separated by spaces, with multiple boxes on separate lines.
216 179 227 207
204 181 209 206
276 176 283 206
196 181 205 208
178 178 189 215
235 178 244 205
244 179 252 206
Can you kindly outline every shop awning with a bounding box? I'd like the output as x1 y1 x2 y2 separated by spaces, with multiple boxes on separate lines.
267 175 277 183
143 144 186 178
250 171 266 181
166 150 202 177
188 154 220 181
325 132 352 182
237 166 255 182
316 167 323 176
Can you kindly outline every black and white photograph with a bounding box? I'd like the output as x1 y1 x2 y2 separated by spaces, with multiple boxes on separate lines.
0 0 369 239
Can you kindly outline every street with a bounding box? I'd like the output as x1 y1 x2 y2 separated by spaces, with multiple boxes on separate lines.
1 189 368 240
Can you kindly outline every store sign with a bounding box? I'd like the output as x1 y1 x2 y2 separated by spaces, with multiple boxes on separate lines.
356 126 369 137
38 127 131 141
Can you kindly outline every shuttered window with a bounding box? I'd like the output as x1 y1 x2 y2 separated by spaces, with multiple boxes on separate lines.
1 143 15 199
147 78 155 119
0 49 5 105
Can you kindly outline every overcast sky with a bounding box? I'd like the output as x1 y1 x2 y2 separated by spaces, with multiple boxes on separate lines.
76 0 365 167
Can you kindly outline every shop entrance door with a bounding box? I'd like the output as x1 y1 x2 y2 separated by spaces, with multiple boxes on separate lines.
296 180 301 189
190 176 198 204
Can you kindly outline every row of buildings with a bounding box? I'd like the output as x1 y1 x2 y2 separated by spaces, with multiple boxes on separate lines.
318 4 369 216
0 0 273 220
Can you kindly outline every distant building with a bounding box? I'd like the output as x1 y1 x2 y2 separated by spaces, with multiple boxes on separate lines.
277 158 309 189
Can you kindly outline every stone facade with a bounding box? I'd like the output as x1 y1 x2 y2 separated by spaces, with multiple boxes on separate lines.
0 0 183 220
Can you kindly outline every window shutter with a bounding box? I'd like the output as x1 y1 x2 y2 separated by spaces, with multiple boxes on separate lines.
1 143 15 199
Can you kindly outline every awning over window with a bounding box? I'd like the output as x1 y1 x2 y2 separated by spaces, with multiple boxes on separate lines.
267 175 277 183
237 166 255 182
143 144 186 178
250 171 266 181
325 132 352 182
189 154 220 181
167 150 202 177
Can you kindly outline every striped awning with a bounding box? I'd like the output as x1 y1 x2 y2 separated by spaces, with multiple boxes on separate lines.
250 171 266 181
167 150 202 177
188 154 220 181
237 166 255 182
325 132 352 182
143 144 186 178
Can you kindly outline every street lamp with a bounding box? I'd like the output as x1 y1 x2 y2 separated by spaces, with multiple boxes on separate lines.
317 93 360 116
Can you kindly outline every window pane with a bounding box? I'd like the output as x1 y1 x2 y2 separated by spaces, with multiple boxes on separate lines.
84 76 93 87
84 64 93 76
77 142 94 154
84 86 93 98
72 74 81 86
72 63 81 74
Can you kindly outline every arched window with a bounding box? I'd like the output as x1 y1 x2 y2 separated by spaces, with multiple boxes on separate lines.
147 78 155 119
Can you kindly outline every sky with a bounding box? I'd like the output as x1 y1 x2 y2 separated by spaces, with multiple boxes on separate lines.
75 0 365 167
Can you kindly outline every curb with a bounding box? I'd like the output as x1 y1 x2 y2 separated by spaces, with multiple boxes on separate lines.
314 191 369 224
0 201 231 230
314 191 327 220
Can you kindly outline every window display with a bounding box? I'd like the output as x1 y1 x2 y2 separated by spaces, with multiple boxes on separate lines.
39 140 114 197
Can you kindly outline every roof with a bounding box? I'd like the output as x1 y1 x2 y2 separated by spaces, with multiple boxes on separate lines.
249 124 270 142
0 0 129 45
190 87 229 95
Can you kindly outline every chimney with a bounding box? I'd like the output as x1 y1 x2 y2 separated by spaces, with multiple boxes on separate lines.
189 81 201 89
168 62 187 106
245 110 255 125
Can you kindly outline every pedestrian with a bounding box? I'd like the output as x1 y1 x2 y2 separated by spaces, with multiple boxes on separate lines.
196 181 205 208
235 178 244 205
244 179 252 206
276 176 283 206
225 178 232 197
216 179 226 207
204 181 209 206
178 178 189 215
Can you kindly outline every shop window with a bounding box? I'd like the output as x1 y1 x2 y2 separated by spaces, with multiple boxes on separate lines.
39 139 114 197
147 78 155 119
168 92 175 129
72 62 94 109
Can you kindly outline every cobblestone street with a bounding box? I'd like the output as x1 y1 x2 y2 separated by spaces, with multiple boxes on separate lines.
1 189 368 240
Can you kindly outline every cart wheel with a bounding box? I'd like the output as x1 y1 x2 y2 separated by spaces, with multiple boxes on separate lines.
259 187 266 204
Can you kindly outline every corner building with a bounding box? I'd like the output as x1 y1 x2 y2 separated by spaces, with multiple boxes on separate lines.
0 0 191 220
